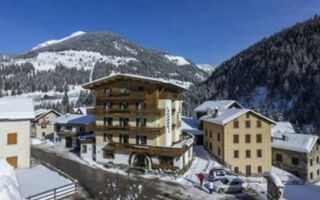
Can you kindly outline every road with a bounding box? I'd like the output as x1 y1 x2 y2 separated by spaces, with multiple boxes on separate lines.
31 147 253 200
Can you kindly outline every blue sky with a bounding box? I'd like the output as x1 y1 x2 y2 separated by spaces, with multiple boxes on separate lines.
0 0 319 65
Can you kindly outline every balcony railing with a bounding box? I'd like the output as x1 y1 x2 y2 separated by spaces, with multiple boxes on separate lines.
87 107 164 116
106 142 189 157
87 124 165 135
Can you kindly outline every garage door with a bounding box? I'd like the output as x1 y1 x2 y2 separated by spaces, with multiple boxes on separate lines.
6 156 18 168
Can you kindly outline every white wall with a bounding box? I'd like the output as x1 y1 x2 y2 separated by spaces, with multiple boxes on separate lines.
0 120 31 168
114 152 129 165
80 143 94 160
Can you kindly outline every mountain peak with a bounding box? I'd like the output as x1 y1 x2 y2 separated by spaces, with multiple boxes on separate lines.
32 31 86 51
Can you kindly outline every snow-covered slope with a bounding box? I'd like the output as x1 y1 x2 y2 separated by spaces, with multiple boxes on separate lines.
32 31 86 50
196 64 215 75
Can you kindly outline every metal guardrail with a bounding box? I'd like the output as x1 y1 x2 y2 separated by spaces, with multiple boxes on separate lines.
26 182 78 200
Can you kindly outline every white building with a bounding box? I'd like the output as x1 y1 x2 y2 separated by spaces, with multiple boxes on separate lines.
31 109 61 139
0 97 35 168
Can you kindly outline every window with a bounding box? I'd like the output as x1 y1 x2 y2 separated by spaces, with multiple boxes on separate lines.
245 120 251 128
233 121 239 128
119 134 129 144
209 142 212 151
234 167 239 173
257 149 262 158
205 129 208 136
79 126 86 132
120 102 129 110
234 150 239 158
136 118 147 127
317 156 319 163
218 147 221 156
256 134 262 143
233 134 239 143
82 145 87 153
246 113 250 118
121 88 129 95
257 166 262 173
136 136 147 145
6 156 17 168
217 133 220 141
257 120 262 128
205 141 208 148
107 117 113 126
160 156 173 166
310 159 313 167
317 169 319 176
246 150 251 158
209 130 212 138
138 86 145 91
7 133 17 145
276 154 283 162
119 118 129 127
42 132 45 137
105 88 111 95
103 150 114 159
310 172 314 180
292 157 299 165
105 102 112 110
136 102 146 110
245 134 251 143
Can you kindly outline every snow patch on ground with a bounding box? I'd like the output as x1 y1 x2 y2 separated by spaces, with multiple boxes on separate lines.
164 55 190 66
16 165 73 198
113 41 138 55
0 159 23 200
196 64 215 75
8 50 138 71
32 31 86 50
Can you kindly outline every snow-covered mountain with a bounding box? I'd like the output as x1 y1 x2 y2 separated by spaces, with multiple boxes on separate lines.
0 31 211 114
196 64 215 75
32 31 86 50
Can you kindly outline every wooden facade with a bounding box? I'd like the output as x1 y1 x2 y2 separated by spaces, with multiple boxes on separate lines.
82 74 193 169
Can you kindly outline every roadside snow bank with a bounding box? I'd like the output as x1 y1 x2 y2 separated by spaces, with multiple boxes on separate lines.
0 159 23 200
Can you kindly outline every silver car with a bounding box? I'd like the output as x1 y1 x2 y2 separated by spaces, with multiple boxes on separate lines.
208 168 237 181
213 178 247 193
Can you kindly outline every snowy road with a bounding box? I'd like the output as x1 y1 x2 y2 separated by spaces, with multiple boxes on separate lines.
31 147 242 200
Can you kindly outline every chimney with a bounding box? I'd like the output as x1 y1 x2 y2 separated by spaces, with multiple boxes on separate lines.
212 107 219 118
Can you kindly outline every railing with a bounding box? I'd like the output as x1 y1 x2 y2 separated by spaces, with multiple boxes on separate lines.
86 107 164 116
97 91 148 100
26 182 78 200
107 142 189 157
87 124 165 135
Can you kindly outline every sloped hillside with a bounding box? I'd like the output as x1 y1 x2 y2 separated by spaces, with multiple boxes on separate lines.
194 15 320 129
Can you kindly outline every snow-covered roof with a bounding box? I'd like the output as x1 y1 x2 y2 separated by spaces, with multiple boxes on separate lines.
0 97 35 120
194 100 242 112
201 108 275 125
272 132 318 153
34 109 61 121
272 122 295 135
74 107 90 115
182 116 203 135
82 73 188 90
51 114 94 125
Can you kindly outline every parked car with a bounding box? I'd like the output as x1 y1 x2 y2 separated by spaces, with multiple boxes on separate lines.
208 168 237 181
212 178 247 193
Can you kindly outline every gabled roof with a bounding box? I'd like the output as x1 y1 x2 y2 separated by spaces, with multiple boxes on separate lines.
194 100 242 112
201 108 275 125
34 109 61 121
0 97 35 120
182 116 203 135
271 122 295 135
272 132 318 153
82 73 187 90
51 114 94 125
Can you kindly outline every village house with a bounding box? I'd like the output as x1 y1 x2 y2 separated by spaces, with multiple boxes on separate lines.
82 74 194 170
194 100 242 119
271 127 320 182
51 114 95 149
0 97 35 168
31 109 61 139
202 107 275 176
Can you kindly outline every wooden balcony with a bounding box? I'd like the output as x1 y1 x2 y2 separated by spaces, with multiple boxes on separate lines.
96 91 148 101
105 142 189 157
87 124 165 135
87 107 164 117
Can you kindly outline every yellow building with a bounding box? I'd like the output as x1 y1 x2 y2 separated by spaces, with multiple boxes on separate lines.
202 108 275 176
82 74 194 170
